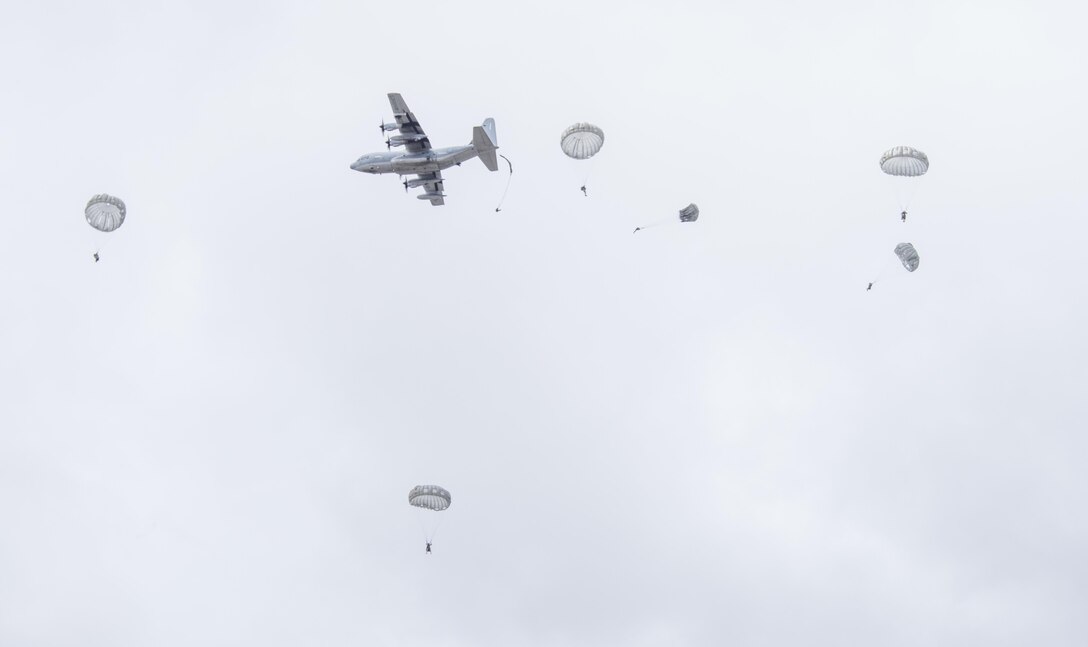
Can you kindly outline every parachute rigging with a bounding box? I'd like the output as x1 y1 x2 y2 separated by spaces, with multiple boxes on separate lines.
634 203 700 233
85 194 126 262
561 122 604 194
409 484 450 551
880 146 929 220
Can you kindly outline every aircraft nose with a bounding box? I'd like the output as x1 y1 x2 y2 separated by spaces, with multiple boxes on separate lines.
350 159 363 172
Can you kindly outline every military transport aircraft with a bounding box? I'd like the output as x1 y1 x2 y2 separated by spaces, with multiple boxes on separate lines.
350 93 499 206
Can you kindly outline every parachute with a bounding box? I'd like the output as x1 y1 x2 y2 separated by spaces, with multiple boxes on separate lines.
410 484 450 552
560 123 605 160
880 146 929 177
679 203 699 223
85 194 126 261
880 147 928 221
894 242 920 272
409 485 451 511
85 194 126 232
633 202 700 233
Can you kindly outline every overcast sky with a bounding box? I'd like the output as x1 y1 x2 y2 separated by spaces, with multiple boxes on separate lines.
2 1 1087 645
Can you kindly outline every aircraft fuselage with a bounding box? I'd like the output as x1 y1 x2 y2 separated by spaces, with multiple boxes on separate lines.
350 145 477 175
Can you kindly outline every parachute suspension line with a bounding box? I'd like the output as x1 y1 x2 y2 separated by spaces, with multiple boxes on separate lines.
416 509 430 542
870 245 913 289
560 122 604 195
416 508 444 542
580 157 596 196
892 179 921 219
89 230 116 262
494 154 514 212
429 514 444 543
632 217 670 233
870 251 895 285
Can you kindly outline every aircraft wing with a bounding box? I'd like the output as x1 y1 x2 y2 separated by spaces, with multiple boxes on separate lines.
414 170 445 206
388 93 431 153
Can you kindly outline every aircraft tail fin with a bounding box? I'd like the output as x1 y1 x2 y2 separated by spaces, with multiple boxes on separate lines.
473 118 498 171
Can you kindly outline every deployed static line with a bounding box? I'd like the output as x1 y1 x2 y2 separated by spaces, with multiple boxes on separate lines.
494 154 514 212
85 193 126 262
633 203 699 234
409 484 450 554
560 122 604 196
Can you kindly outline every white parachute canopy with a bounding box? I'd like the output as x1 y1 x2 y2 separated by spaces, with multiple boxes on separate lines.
880 146 929 177
409 485 451 511
560 122 605 160
85 193 126 233
894 242 920 272
679 203 699 223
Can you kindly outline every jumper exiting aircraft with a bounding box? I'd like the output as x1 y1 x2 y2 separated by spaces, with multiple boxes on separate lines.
350 93 499 206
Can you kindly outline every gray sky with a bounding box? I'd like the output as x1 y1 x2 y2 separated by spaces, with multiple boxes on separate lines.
2 1 1087 645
